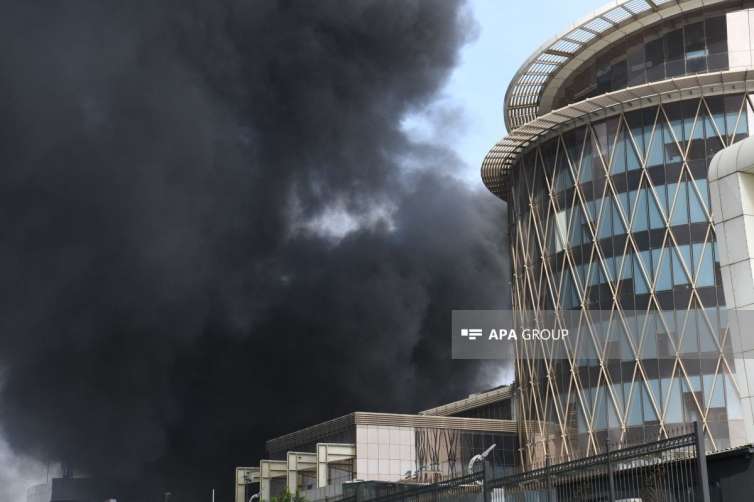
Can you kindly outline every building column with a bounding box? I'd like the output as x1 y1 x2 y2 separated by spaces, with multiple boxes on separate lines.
259 460 287 501
286 451 316 494
235 467 259 502
315 443 356 488
710 136 754 445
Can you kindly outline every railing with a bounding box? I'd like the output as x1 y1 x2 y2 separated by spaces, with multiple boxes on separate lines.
356 422 710 502
365 471 483 502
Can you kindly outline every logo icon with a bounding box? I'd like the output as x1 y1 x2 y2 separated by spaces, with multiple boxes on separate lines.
461 328 483 341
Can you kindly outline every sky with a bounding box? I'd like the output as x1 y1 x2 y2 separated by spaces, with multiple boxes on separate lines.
413 0 607 184
0 1 608 501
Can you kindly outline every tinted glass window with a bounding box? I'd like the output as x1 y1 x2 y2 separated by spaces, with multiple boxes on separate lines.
665 28 685 77
645 38 665 81
556 13 732 108
685 21 707 73
707 16 727 70
627 46 646 86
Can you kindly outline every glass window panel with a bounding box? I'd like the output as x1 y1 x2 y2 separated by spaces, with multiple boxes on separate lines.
617 190 630 224
611 59 628 91
594 388 608 429
562 273 574 309
611 195 625 234
570 207 584 247
593 121 609 159
698 319 716 353
627 45 646 86
619 253 633 280
653 248 672 291
665 28 685 77
691 242 702 276
725 374 743 420
628 116 645 159
640 249 653 286
665 102 684 146
555 209 568 253
723 95 742 141
662 120 681 164
680 245 693 282
634 253 649 295
735 97 749 140
689 179 708 222
626 382 643 426
645 37 665 81
576 405 588 433
605 255 615 283
706 15 727 55
705 112 725 159
608 384 621 428
642 380 660 422
695 243 715 288
670 182 688 226
580 140 594 183
612 128 626 174
648 186 665 229
565 128 585 171
704 374 725 408
664 377 683 423
680 315 700 353
632 189 648 231
646 122 664 168
592 262 603 286
672 245 685 286
642 380 658 422
598 199 611 239
596 63 612 95
624 123 641 172
688 100 704 140
685 21 707 73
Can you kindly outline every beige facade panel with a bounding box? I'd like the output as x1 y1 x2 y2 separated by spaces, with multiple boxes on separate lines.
710 135 754 444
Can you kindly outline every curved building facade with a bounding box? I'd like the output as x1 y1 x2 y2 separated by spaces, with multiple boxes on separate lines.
482 1 754 468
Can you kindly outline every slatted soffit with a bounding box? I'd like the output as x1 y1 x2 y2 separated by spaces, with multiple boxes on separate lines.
485 0 732 201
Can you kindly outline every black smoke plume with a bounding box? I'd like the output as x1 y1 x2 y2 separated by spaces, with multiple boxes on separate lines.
0 1 509 500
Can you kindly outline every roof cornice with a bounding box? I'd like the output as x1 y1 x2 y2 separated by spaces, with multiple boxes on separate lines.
504 0 734 131
488 69 754 200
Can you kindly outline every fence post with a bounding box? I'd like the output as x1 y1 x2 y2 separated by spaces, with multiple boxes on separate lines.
694 421 711 502
605 439 616 502
482 461 490 502
544 455 551 502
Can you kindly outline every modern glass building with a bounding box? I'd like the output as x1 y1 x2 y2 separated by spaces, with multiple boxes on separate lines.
482 0 754 469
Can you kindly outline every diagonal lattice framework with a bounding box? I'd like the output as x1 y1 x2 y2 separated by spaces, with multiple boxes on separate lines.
510 94 753 468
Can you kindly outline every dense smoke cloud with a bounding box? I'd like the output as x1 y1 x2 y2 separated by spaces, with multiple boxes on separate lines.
0 1 508 500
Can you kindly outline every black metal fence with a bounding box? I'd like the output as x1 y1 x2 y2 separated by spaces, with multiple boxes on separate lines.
358 471 483 502
356 423 710 502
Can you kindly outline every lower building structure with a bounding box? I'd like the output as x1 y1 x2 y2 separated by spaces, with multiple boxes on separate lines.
235 386 518 502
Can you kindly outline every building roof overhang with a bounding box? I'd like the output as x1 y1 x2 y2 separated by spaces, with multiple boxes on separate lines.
265 412 517 455
486 69 754 200
418 385 513 417
504 0 734 132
